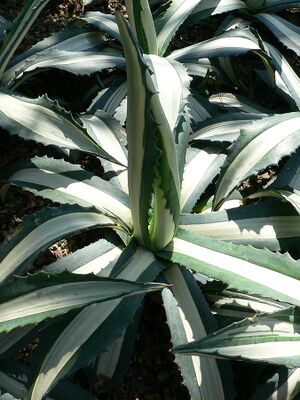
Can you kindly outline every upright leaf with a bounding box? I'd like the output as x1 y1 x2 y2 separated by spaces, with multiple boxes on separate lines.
0 0 50 80
155 0 202 55
116 11 190 249
125 0 158 54
163 266 228 400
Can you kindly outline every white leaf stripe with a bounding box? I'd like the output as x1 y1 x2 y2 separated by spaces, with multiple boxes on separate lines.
9 50 126 82
168 30 261 62
81 112 128 167
256 13 300 56
147 54 183 135
179 214 300 249
88 80 127 116
174 307 300 366
209 92 272 114
0 280 160 327
180 147 225 213
214 113 300 208
9 163 132 227
192 342 300 362
0 0 50 78
43 239 122 276
0 90 103 156
81 11 121 41
116 12 150 245
163 267 225 400
3 29 106 86
0 211 113 283
190 114 266 142
155 0 202 55
264 42 300 109
31 301 121 400
190 0 245 20
102 158 129 193
164 236 300 305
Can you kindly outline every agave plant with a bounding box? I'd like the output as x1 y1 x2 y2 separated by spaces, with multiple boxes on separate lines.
0 1 300 398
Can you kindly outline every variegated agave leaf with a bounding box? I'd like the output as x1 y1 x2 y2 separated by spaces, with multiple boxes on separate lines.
2 26 109 88
0 271 165 334
0 89 124 162
174 307 300 368
162 266 231 400
0 205 116 283
5 157 132 229
213 112 300 210
180 199 300 251
0 0 50 81
248 148 300 213
160 228 300 306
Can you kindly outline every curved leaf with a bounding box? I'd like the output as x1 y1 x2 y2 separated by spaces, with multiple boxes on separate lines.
209 92 273 114
155 0 202 55
180 146 226 213
190 112 268 143
180 199 300 250
80 11 121 41
5 49 126 86
80 110 128 166
88 79 128 116
0 0 50 80
0 205 115 283
29 240 165 400
213 112 300 209
264 42 300 109
43 237 122 276
6 157 132 228
174 307 300 368
0 89 109 158
160 228 300 306
256 13 300 56
0 271 165 333
167 28 264 62
188 0 246 25
3 27 106 87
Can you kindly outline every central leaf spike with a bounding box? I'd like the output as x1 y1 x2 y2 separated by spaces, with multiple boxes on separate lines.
116 10 191 250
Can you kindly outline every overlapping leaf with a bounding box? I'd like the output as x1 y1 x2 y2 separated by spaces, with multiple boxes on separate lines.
160 228 300 306
213 112 300 209
0 205 115 283
6 157 132 228
174 307 300 368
